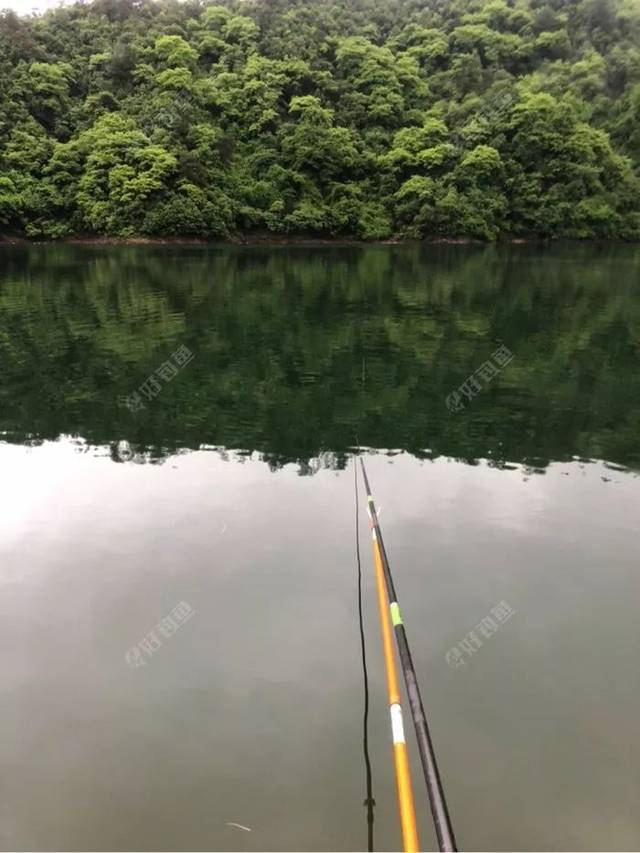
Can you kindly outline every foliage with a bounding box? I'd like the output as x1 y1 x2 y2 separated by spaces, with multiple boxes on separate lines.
0 0 638 240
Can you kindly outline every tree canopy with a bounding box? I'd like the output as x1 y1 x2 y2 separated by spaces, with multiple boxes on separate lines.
0 0 639 240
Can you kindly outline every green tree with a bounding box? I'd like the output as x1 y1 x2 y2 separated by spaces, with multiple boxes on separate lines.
0 0 637 241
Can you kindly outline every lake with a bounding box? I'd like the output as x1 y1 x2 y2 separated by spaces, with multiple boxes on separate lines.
1 243 639 851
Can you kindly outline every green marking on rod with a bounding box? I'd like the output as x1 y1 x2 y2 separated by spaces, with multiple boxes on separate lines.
390 602 403 626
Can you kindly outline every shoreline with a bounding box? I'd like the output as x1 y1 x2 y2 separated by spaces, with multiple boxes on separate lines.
0 233 488 247
0 233 635 248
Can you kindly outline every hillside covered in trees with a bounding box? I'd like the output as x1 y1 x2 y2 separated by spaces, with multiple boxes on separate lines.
0 0 639 241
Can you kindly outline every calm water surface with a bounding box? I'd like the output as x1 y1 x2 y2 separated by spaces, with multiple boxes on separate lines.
1 244 639 851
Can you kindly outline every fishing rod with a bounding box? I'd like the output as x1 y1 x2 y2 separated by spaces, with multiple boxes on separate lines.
360 457 457 853
368 479 420 852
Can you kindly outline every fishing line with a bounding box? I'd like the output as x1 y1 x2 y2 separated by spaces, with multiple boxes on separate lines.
356 310 375 849
355 453 375 851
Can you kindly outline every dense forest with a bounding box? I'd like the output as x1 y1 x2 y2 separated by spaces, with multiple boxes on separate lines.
0 0 639 241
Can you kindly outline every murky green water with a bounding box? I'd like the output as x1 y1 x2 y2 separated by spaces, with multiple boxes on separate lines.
1 243 639 851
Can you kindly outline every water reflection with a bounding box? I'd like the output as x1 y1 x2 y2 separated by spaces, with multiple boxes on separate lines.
2 244 640 851
1 242 638 470
2 439 639 850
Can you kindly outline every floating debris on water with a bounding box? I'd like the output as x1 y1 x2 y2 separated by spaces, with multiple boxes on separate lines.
226 822 252 832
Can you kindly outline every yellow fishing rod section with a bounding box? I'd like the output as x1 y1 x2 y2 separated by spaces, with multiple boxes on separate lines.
369 510 420 852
